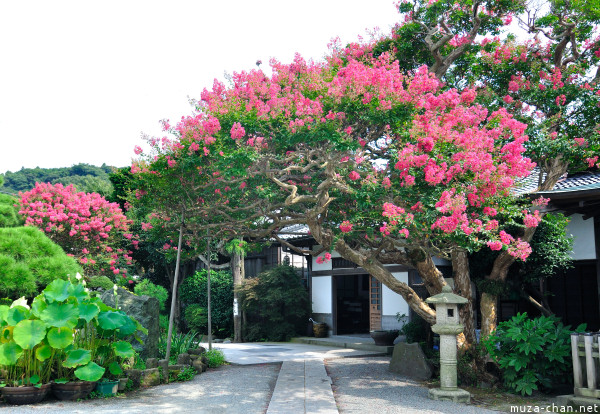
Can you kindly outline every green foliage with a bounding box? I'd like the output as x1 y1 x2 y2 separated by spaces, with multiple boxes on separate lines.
0 194 22 228
87 276 115 291
2 163 115 195
179 269 233 337
157 330 200 364
0 227 82 298
170 366 196 382
396 312 429 344
134 279 168 312
183 304 208 333
204 348 226 368
484 312 586 396
239 265 310 342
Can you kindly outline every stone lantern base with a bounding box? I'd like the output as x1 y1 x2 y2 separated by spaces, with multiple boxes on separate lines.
428 387 471 403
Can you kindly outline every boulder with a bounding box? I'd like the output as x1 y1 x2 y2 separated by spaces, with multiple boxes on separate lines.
177 353 191 366
146 358 158 369
189 354 199 361
188 347 206 355
389 342 433 381
125 369 142 388
101 287 160 359
140 368 160 387
192 359 207 374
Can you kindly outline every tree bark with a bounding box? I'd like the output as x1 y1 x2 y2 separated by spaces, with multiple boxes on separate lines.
480 292 497 338
232 251 245 343
452 250 476 348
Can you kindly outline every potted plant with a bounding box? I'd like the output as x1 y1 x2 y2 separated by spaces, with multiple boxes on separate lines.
370 329 399 346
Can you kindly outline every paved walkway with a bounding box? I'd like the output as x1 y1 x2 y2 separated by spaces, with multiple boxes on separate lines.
201 338 384 413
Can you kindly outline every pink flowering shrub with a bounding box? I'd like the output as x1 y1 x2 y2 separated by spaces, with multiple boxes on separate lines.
18 182 137 282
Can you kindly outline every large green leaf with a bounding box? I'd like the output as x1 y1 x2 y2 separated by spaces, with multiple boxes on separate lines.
47 327 74 349
74 361 105 382
7 306 30 325
116 315 137 337
0 305 9 324
30 296 47 318
13 320 47 349
108 361 123 376
63 348 92 368
43 279 70 303
78 303 100 322
40 302 79 329
68 283 89 303
98 311 128 330
35 344 52 361
0 342 23 365
112 341 134 358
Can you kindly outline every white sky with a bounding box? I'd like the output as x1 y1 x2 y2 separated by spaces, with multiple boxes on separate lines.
0 0 400 174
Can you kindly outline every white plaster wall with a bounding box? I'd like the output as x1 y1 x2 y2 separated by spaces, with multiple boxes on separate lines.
382 272 410 316
567 214 596 260
311 245 335 272
311 276 332 314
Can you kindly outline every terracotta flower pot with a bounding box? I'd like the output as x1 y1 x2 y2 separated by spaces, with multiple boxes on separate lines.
370 330 399 346
1 383 51 405
51 381 96 401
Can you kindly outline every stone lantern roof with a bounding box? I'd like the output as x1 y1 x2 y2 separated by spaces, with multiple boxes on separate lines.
426 285 468 305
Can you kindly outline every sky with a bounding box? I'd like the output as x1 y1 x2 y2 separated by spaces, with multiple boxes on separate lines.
0 0 401 174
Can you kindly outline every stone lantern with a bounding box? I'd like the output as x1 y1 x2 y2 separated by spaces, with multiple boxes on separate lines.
425 284 471 403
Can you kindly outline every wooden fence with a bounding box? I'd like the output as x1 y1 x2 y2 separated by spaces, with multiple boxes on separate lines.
572 333 600 398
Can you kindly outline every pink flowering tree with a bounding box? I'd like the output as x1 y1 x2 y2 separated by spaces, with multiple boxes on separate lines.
18 182 137 283
132 44 539 348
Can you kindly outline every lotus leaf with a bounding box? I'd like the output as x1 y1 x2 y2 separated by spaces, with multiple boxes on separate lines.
64 348 91 368
0 326 13 343
0 341 23 365
47 327 74 349
98 311 128 330
7 306 30 325
10 297 29 309
30 296 47 318
35 344 52 361
43 279 70 303
67 283 89 303
108 361 123 376
112 341 134 358
116 314 137 337
13 319 47 349
0 305 9 324
40 302 79 329
78 303 100 322
74 361 105 382
29 374 40 385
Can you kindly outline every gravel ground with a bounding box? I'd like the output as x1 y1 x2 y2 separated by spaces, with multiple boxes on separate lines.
0 363 280 414
325 356 498 414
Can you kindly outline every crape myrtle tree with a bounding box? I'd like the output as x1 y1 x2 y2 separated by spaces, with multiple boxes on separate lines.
18 182 137 283
371 0 600 337
132 48 537 348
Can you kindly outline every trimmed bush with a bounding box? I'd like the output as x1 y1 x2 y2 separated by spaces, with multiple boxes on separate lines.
87 275 115 291
0 227 82 298
239 265 310 342
183 303 208 333
0 194 22 228
134 279 168 312
179 269 233 337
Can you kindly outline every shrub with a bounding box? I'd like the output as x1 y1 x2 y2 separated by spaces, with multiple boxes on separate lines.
239 265 310 342
179 269 233 337
88 276 116 291
205 349 227 368
183 303 208 333
484 312 585 396
134 279 168 312
0 226 82 298
0 194 22 228
158 330 201 364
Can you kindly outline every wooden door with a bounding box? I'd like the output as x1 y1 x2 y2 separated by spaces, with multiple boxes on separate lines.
369 276 382 330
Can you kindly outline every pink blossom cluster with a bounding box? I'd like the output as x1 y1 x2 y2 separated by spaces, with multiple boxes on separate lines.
18 182 137 281
316 252 332 264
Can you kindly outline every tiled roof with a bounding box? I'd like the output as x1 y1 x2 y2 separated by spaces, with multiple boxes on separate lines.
515 169 600 195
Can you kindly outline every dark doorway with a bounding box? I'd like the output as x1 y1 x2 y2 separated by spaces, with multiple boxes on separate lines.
335 274 369 334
